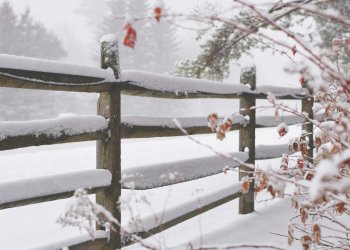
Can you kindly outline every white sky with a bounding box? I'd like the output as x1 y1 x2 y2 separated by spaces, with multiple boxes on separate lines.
0 0 301 87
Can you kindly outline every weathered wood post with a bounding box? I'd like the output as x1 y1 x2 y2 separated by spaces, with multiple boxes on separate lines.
97 34 121 250
239 64 256 214
302 97 314 163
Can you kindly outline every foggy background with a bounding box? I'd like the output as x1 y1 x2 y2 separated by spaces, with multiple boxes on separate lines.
0 0 300 121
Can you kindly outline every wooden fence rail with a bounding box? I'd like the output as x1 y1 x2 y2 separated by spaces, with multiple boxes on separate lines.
0 36 315 250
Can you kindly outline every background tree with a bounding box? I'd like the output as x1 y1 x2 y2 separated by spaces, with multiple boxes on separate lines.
315 0 350 49
0 1 93 121
174 0 350 81
0 2 19 56
0 2 66 59
142 5 180 74
314 0 350 75
174 22 259 81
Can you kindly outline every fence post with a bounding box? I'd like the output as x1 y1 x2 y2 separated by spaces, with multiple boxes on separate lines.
239 65 256 214
302 97 314 163
97 35 121 250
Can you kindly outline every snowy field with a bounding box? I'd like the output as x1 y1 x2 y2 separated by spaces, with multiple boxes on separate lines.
0 123 303 250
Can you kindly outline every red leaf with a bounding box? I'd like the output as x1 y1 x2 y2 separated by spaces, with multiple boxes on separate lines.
299 75 305 87
154 6 162 22
280 154 288 170
288 224 294 246
335 202 346 215
277 123 288 137
297 157 304 169
300 207 308 224
123 23 137 49
300 235 312 250
219 118 233 133
216 130 225 141
313 224 321 245
207 113 219 132
291 45 297 56
267 185 276 198
207 113 219 123
332 37 342 51
241 177 250 194
304 171 314 181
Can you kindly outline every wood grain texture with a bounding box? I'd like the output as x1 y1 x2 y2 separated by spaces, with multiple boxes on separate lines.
238 66 256 214
302 98 314 163
96 37 121 250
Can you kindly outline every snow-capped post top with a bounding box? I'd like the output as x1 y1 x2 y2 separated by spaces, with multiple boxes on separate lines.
100 34 117 43
240 64 256 90
100 34 120 79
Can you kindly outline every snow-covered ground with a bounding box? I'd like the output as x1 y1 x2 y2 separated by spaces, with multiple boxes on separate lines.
0 123 303 250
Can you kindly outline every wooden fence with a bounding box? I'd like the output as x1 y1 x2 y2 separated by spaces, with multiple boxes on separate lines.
0 36 314 250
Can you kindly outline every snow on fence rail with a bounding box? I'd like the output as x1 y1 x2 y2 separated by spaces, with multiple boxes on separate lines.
122 143 293 190
0 55 117 93
0 55 311 99
0 115 108 151
123 152 248 189
121 112 324 138
0 113 322 151
0 169 111 209
120 70 310 99
0 36 314 250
